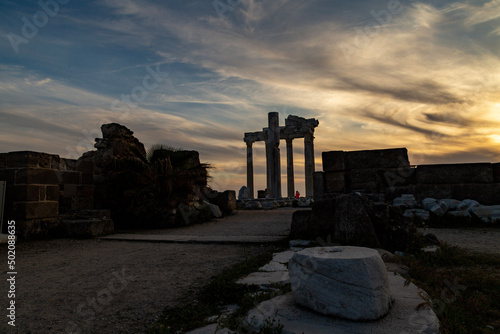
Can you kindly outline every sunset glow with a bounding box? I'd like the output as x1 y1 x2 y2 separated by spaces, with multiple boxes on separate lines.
1 0 499 194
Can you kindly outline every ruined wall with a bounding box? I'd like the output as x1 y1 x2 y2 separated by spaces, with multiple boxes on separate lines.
316 148 500 205
0 151 94 235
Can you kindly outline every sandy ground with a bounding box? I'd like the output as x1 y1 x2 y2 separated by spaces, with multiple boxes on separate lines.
1 208 498 334
0 209 293 334
420 227 500 255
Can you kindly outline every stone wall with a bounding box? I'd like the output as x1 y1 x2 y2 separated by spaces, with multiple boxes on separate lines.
0 151 94 235
315 148 500 205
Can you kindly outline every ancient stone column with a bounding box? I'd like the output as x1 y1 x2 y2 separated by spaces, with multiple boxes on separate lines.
304 132 315 197
246 141 254 199
268 112 281 198
286 138 294 198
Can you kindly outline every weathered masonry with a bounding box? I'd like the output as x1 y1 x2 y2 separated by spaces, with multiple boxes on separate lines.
314 148 500 205
244 112 319 199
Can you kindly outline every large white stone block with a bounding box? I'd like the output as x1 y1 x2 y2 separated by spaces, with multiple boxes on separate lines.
289 246 393 321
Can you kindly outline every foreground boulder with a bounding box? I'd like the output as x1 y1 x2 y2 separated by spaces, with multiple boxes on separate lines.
289 246 393 321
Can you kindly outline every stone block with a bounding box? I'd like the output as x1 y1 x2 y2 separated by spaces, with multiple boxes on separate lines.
494 163 500 182
45 185 60 201
422 198 438 211
322 151 345 172
0 169 16 185
57 171 81 184
414 184 454 202
351 168 379 183
76 185 94 197
416 163 494 184
81 172 93 185
0 153 6 169
6 151 56 169
63 217 114 238
76 159 94 173
6 185 41 202
351 182 379 192
289 246 392 320
313 172 325 200
324 172 345 192
451 183 500 205
430 202 449 217
290 210 312 239
209 190 236 214
15 168 60 185
11 201 58 219
379 167 416 187
63 184 77 196
393 194 418 208
439 199 461 210
344 148 409 170
470 205 500 223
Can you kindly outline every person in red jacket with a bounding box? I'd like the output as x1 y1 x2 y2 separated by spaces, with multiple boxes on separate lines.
295 191 300 199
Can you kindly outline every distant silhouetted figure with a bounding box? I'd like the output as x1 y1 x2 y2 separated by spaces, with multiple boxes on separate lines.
295 191 300 199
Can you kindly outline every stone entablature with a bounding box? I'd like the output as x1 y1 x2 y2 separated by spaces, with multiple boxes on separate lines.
244 112 319 198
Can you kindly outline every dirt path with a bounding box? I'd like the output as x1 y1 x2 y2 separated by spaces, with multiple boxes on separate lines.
0 209 295 334
420 228 500 255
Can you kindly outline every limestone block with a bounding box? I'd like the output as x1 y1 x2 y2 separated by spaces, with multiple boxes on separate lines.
245 201 262 209
447 210 471 218
470 205 500 223
439 199 461 210
238 186 251 200
45 185 60 201
430 202 449 217
11 201 59 219
0 153 6 169
422 198 438 211
451 184 500 205
494 163 500 182
210 190 237 214
393 194 418 208
290 210 312 239
403 209 430 222
5 151 56 169
379 167 416 187
324 171 345 192
416 163 494 184
344 148 409 170
289 246 393 320
15 168 60 185
456 199 480 212
0 169 16 185
63 217 114 238
322 151 345 172
204 201 222 218
6 185 42 202
350 168 380 184
313 172 325 200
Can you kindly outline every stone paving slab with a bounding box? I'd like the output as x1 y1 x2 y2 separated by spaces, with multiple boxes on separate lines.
236 271 290 286
99 233 286 244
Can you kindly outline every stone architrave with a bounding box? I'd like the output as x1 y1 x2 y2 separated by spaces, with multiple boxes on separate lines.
244 113 318 199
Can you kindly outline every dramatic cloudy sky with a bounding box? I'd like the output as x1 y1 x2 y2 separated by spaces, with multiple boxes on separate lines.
1 0 499 195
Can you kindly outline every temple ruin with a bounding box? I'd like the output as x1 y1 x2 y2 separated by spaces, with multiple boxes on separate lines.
244 112 319 199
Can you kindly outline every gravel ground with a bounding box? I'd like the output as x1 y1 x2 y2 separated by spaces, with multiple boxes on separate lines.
0 209 294 334
420 227 500 255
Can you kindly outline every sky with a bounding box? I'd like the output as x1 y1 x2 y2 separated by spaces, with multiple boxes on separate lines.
1 0 499 196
